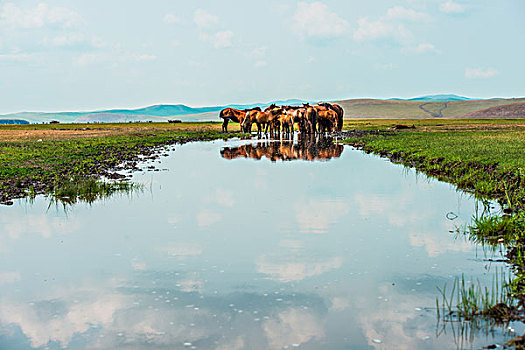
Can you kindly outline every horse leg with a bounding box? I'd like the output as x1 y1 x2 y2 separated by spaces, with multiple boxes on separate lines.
222 118 229 133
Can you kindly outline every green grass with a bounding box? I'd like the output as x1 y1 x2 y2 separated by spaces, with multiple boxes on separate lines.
0 122 236 203
437 272 514 322
50 176 141 205
342 124 525 205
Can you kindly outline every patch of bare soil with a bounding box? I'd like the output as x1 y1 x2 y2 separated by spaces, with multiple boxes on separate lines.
0 128 115 141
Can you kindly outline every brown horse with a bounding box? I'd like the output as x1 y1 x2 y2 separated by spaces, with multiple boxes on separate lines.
318 102 344 131
304 107 318 134
278 112 295 136
243 108 282 136
219 107 261 132
316 109 338 133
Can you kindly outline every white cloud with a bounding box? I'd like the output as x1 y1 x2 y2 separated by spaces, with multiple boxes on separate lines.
353 17 413 44
440 1 466 14
402 43 441 54
376 62 394 70
409 231 472 257
0 2 81 29
74 52 157 66
263 308 324 349
306 56 315 63
193 9 218 29
255 60 267 68
354 17 391 41
256 255 343 282
0 272 21 284
177 277 204 293
250 46 267 58
0 213 79 240
292 2 348 40
193 9 233 49
42 33 105 48
465 67 498 79
204 188 235 207
199 30 234 49
162 243 203 259
216 337 245 350
387 6 430 22
353 6 430 45
0 53 34 62
163 13 181 24
295 199 349 234
0 292 128 348
331 297 350 311
196 210 221 226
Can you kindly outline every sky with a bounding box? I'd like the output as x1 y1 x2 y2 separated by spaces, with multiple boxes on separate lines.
0 0 524 113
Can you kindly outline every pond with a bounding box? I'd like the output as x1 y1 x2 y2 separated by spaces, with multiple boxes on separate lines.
0 137 519 349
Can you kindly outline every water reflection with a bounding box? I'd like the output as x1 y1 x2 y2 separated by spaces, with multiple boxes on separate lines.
0 140 515 349
220 136 343 162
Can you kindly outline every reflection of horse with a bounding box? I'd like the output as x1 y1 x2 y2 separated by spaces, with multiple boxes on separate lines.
220 135 343 162
219 107 261 133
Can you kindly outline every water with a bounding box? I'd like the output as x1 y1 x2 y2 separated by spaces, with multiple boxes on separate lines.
0 138 517 349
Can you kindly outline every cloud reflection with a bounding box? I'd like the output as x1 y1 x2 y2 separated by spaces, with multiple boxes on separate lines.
263 308 324 349
257 255 343 282
294 199 350 234
0 275 330 350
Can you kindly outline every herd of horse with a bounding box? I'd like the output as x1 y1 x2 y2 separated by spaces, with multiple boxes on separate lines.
221 135 343 162
219 102 344 136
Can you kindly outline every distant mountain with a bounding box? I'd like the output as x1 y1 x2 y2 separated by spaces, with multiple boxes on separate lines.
0 119 30 125
95 104 220 117
391 94 472 102
0 98 309 124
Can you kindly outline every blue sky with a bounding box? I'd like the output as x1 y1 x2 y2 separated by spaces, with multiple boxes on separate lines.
0 0 523 113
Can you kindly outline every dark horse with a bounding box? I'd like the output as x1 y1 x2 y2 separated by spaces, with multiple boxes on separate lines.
219 107 261 132
318 102 344 132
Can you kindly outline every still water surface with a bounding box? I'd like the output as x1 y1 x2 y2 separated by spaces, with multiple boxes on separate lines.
0 138 517 349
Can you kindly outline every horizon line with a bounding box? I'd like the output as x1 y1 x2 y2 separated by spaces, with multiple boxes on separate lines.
1 94 524 115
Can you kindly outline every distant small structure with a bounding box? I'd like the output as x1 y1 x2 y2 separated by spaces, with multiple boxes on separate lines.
168 119 182 124
50 120 60 124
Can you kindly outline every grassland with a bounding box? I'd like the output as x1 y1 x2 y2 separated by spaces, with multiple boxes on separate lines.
338 98 525 118
0 122 228 204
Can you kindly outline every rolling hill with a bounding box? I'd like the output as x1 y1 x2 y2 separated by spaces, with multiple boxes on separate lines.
336 97 525 119
1 96 524 123
462 102 525 118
